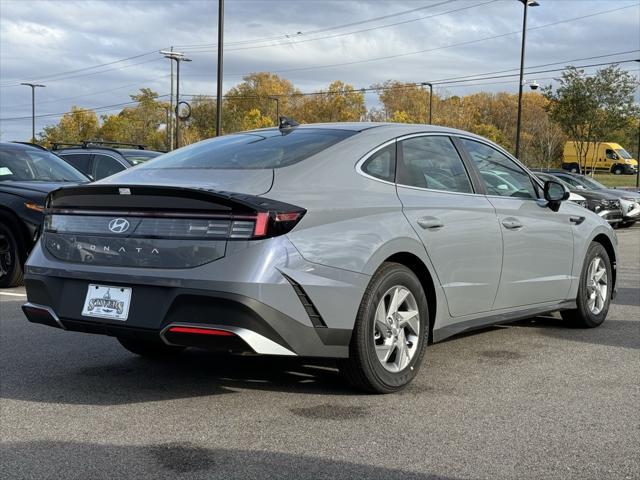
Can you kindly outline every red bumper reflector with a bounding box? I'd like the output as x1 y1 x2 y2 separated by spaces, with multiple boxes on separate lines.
168 326 235 336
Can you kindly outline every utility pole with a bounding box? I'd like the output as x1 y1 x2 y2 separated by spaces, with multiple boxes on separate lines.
268 96 280 124
169 46 174 150
515 0 539 159
421 82 433 124
160 50 191 148
216 0 224 136
20 83 45 142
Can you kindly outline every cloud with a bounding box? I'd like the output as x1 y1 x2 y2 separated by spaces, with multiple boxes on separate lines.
0 0 638 140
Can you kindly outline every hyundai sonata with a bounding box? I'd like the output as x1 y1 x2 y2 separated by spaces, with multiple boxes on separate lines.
22 122 617 393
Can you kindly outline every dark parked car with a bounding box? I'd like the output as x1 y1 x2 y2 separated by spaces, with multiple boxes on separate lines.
545 170 640 228
0 142 89 287
534 172 623 226
54 141 162 180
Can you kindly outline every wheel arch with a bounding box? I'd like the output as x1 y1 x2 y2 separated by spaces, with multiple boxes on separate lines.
383 251 437 343
0 206 30 264
592 233 617 292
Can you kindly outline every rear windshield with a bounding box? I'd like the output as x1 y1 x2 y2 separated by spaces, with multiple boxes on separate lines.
139 128 357 170
122 151 162 166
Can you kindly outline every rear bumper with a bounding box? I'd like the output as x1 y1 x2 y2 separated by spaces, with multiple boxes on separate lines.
22 276 352 357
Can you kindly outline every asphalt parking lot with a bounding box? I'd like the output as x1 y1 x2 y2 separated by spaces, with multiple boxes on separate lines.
1 227 638 480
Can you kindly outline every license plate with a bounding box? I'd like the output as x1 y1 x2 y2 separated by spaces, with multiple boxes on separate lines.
82 284 132 321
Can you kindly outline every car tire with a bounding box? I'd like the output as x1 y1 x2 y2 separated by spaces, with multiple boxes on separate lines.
612 166 624 175
0 223 24 288
561 242 612 328
339 262 429 394
117 337 186 357
569 166 579 173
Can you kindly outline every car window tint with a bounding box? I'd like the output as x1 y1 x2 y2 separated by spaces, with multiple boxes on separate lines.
460 139 537 199
140 129 357 170
0 147 87 182
397 136 472 193
362 143 395 182
93 154 124 179
59 153 92 174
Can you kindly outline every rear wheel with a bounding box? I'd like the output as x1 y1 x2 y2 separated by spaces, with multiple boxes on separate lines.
561 242 612 328
0 223 24 288
340 262 428 393
117 337 185 358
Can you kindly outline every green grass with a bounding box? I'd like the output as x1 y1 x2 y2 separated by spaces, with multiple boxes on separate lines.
593 173 639 189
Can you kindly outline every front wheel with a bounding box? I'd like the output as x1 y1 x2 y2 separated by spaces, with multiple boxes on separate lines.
561 242 612 328
339 263 428 393
0 223 24 288
612 166 624 175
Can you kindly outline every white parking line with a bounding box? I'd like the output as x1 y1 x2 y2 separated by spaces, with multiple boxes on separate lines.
0 292 27 297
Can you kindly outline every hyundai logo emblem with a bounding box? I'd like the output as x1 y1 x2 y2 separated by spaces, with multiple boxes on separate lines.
108 218 130 234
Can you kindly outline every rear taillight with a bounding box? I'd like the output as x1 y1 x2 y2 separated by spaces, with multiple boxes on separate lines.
44 208 304 241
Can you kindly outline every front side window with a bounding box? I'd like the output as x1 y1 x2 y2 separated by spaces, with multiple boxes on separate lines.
362 143 395 182
397 136 472 193
139 128 357 170
605 149 617 160
0 147 88 182
460 139 537 199
93 154 124 179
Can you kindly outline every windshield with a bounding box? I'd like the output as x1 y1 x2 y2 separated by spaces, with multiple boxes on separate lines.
0 147 88 182
123 151 162 166
572 175 606 190
140 128 357 170
616 148 632 159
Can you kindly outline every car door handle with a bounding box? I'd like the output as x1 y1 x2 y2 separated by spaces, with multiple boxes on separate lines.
569 216 585 225
501 218 523 230
417 217 444 229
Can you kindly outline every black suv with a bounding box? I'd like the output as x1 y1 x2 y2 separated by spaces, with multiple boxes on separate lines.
0 142 88 287
54 141 162 180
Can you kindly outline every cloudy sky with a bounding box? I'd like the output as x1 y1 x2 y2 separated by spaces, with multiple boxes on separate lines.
0 0 638 140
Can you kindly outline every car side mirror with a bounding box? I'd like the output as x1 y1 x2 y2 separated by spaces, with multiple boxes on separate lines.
544 180 570 211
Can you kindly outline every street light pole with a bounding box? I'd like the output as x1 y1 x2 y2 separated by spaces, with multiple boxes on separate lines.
515 0 539 160
268 96 280 124
20 83 45 142
216 0 224 136
636 59 639 189
421 82 433 124
160 50 191 149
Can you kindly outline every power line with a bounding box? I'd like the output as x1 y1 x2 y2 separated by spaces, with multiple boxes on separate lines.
0 51 160 88
173 0 461 49
0 95 170 122
220 3 640 77
183 0 498 53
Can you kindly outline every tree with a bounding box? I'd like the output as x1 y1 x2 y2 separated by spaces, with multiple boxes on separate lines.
544 65 639 173
294 80 365 123
377 81 430 123
39 106 99 146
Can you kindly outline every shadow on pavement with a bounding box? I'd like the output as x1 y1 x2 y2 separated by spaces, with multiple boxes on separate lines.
0 441 459 480
511 316 639 350
0 350 358 406
613 287 640 307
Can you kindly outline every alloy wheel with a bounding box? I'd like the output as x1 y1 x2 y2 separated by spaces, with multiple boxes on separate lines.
373 286 420 373
0 233 12 279
586 255 608 315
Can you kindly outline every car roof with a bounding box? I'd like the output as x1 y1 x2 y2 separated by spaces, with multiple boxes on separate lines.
0 141 47 152
245 122 482 136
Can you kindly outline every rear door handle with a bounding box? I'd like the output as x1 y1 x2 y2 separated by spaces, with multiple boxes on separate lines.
501 218 523 230
417 216 444 229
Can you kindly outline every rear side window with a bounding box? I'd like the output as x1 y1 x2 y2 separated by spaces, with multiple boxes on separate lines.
93 154 124 179
397 136 472 193
362 143 396 182
59 153 92 174
140 128 357 170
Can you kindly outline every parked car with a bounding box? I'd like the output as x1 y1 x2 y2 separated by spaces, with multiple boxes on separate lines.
546 170 639 228
0 142 89 287
54 141 162 180
562 141 638 175
22 123 617 393
534 172 623 226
